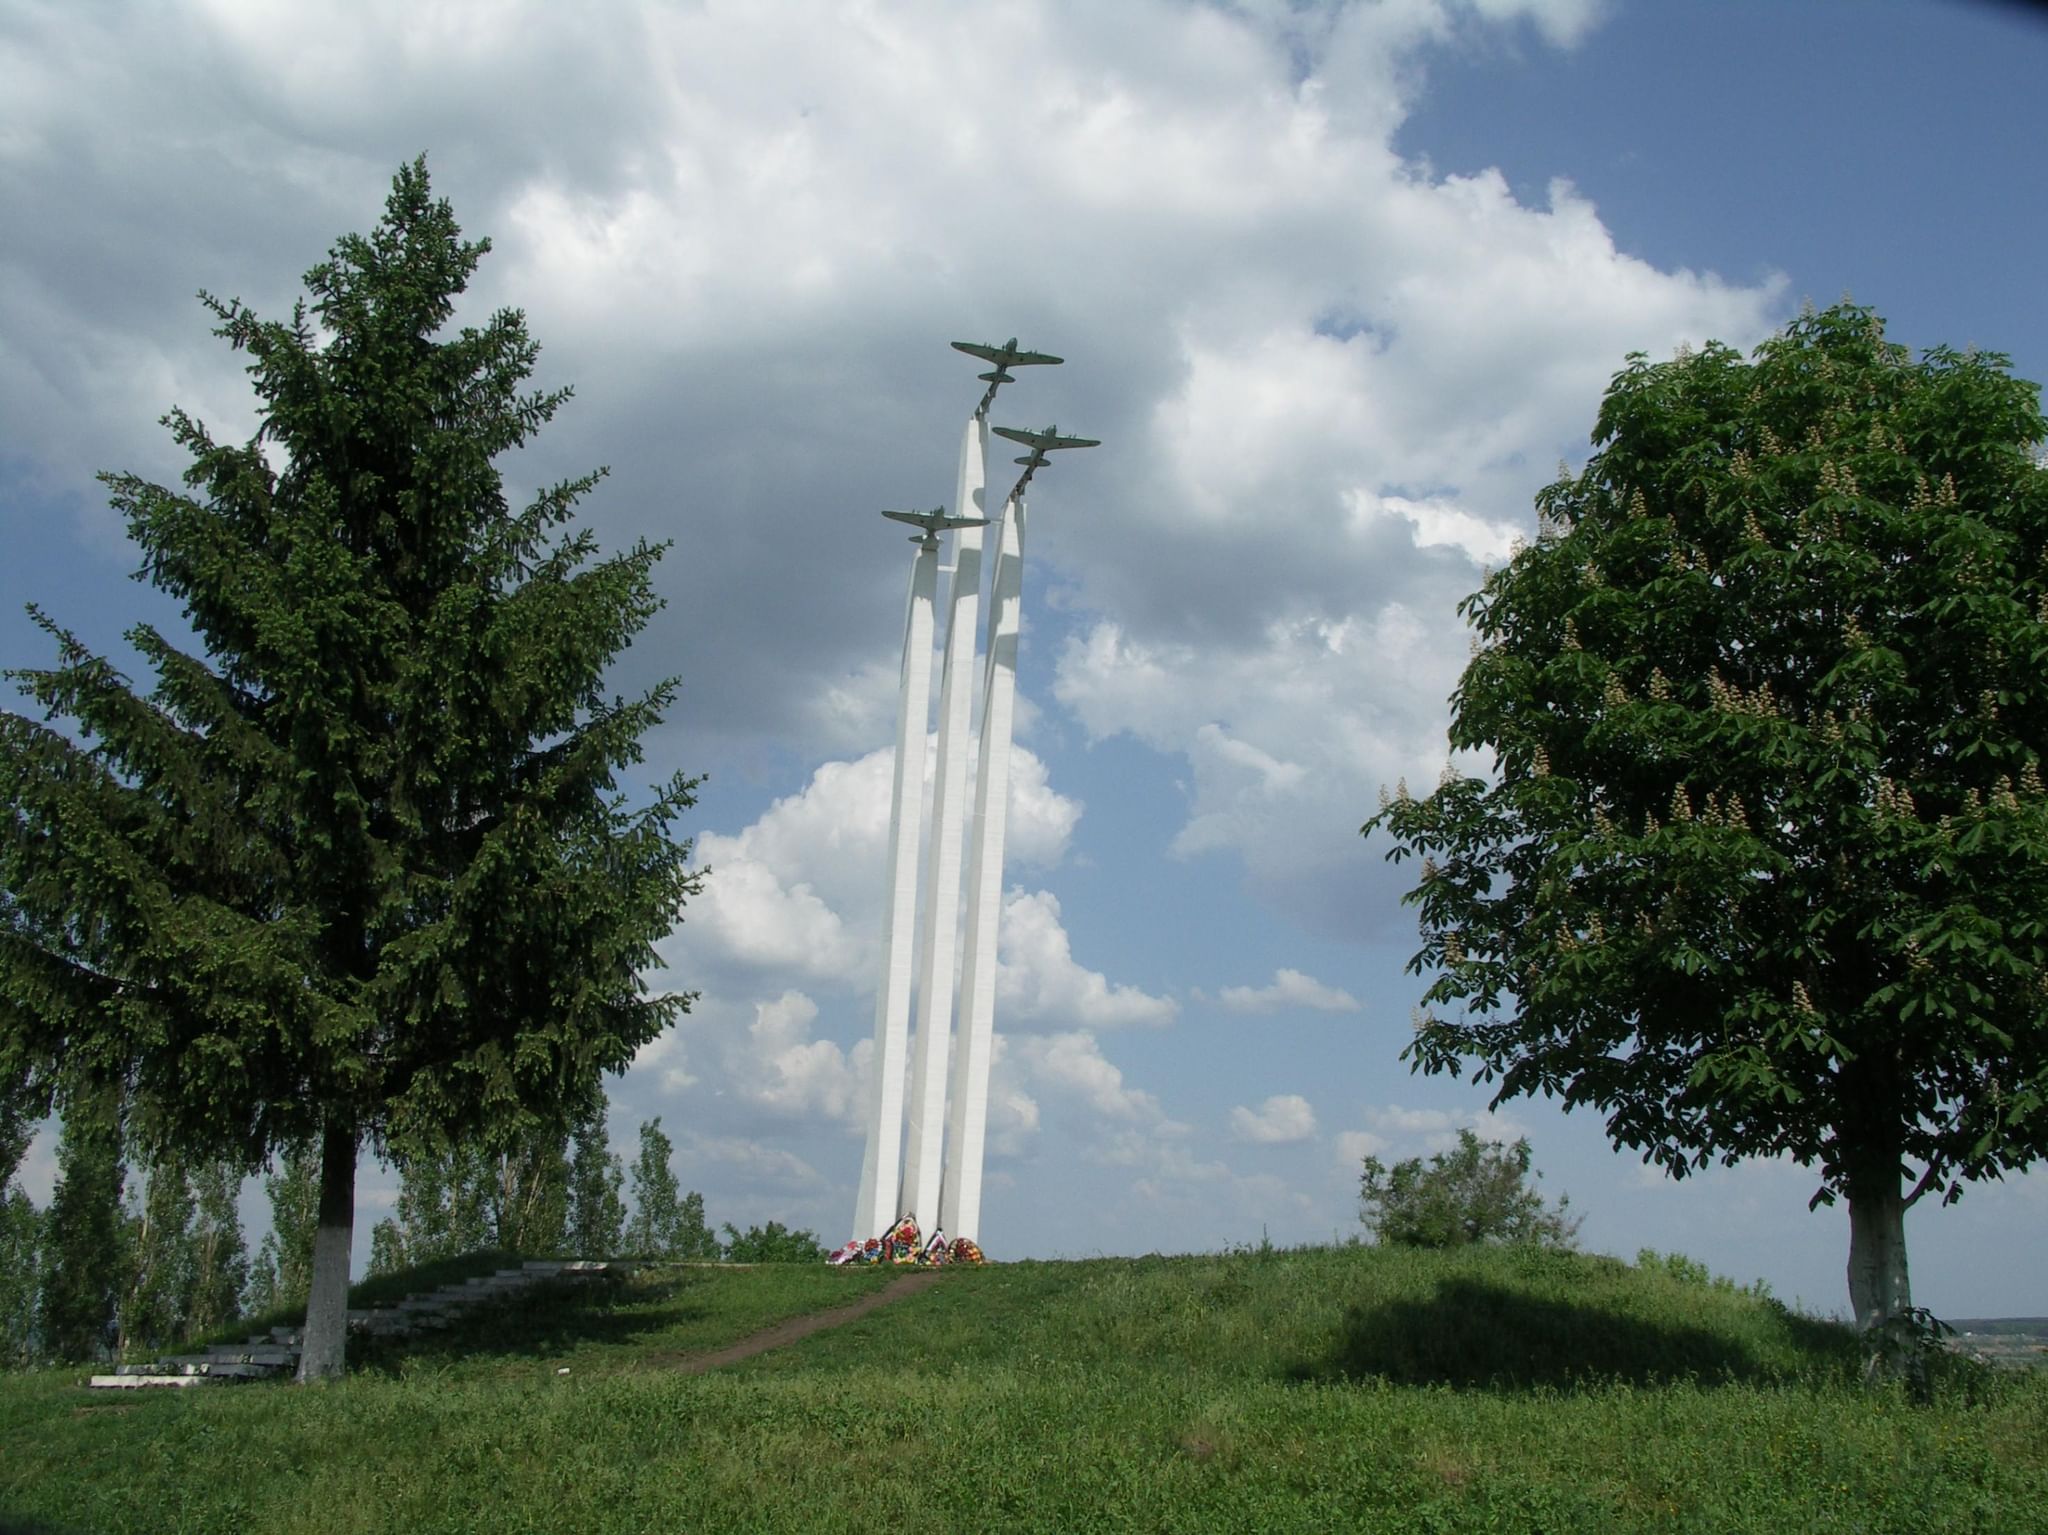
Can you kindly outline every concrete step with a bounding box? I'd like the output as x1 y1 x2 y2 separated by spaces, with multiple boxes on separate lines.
198 1347 297 1366
89 1255 611 1388
161 1359 283 1379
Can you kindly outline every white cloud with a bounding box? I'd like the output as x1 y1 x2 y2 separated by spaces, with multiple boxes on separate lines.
631 1028 697 1093
681 1132 826 1190
1005 1031 1166 1123
1334 1128 1388 1168
997 890 1178 1030
1339 1102 1531 1159
1231 1093 1319 1144
742 990 869 1126
686 852 864 985
1214 967 1362 1014
668 738 1083 996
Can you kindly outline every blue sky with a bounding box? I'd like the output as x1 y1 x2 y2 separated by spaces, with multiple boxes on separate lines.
4 0 2045 1319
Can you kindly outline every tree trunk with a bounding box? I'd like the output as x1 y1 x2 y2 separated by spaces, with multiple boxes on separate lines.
1846 1167 1913 1383
295 1121 357 1383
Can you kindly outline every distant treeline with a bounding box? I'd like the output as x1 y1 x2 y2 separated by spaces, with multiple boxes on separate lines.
0 1100 821 1366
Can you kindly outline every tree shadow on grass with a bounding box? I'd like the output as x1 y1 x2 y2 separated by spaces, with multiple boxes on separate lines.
1288 1278 1851 1391
349 1271 711 1375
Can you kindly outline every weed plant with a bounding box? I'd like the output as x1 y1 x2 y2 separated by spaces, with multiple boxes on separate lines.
2 1244 2041 1534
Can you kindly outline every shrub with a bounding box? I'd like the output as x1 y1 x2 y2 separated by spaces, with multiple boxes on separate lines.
1359 1129 1579 1249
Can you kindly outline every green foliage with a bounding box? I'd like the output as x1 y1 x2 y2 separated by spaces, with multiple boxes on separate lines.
0 1105 38 1365
1636 1248 1773 1302
185 1157 247 1339
247 1144 317 1315
675 1190 719 1261
369 1124 571 1275
719 1220 825 1264
1358 1128 1579 1250
566 1107 626 1259
35 1108 125 1361
614 1118 718 1260
0 158 702 1373
623 1118 681 1260
0 1183 39 1367
1365 303 2048 1327
368 1139 489 1277
118 1148 197 1355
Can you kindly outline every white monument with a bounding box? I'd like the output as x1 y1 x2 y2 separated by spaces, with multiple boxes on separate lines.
850 341 1097 1247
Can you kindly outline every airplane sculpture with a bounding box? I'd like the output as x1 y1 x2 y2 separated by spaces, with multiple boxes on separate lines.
953 338 1063 413
881 506 990 543
950 338 1064 384
991 424 1100 500
991 424 1102 454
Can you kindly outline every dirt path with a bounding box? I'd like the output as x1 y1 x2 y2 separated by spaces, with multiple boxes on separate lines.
667 1271 945 1375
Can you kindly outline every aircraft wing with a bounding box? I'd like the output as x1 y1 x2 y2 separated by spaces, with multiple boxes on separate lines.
992 425 1100 452
881 508 989 533
952 340 1064 368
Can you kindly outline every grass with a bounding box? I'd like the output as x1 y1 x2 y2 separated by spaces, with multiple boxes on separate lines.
2 1244 2042 1534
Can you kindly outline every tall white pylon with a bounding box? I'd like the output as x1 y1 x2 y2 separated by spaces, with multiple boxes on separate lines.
939 489 1026 1242
850 526 939 1243
898 417 986 1232
852 338 1094 1252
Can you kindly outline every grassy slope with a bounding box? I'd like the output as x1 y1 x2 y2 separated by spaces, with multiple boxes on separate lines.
2 1245 2042 1535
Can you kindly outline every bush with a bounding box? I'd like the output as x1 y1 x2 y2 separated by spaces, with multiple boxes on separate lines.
1359 1129 1579 1249
720 1221 826 1263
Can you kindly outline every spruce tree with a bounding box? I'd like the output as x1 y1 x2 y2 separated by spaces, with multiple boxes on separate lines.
0 160 701 1377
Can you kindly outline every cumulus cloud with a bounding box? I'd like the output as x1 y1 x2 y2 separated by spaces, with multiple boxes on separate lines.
665 738 1083 997
1334 1128 1388 1168
1336 1102 1530 1162
1004 1031 1168 1124
1213 967 1362 1014
742 991 870 1126
997 890 1178 1030
1230 1093 1319 1144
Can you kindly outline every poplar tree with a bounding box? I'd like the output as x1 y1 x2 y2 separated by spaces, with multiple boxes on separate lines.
0 159 701 1378
675 1189 719 1261
369 1123 568 1271
119 1148 198 1354
186 1158 248 1338
0 1105 42 1363
248 1145 317 1316
566 1109 626 1259
36 1109 125 1361
624 1118 683 1259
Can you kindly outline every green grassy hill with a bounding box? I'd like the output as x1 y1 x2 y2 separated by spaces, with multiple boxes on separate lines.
3 1244 2042 1534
